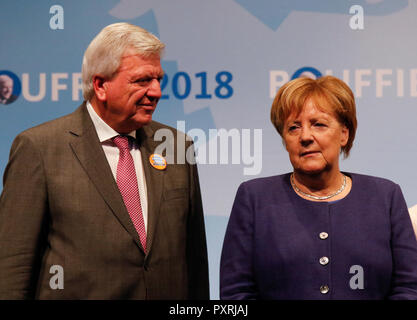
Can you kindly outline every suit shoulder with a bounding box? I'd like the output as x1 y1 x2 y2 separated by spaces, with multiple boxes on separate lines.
147 120 190 141
349 172 399 191
16 110 77 140
147 120 177 132
347 173 397 187
238 173 290 193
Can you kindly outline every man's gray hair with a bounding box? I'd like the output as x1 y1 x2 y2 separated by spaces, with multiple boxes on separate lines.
81 22 165 101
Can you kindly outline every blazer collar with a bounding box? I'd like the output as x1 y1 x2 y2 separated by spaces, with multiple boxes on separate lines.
136 122 165 258
68 102 165 255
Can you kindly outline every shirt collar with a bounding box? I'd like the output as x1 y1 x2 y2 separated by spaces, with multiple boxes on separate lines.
86 101 136 142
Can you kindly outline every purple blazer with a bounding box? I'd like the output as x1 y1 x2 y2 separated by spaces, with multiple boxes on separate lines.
220 173 417 299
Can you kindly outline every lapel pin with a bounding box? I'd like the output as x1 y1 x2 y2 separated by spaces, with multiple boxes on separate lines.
149 154 167 170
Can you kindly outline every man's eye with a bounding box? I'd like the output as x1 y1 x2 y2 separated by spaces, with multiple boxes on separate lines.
136 78 151 84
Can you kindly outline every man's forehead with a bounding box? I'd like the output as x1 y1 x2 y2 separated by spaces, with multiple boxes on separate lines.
121 47 160 60
120 49 160 63
118 56 163 76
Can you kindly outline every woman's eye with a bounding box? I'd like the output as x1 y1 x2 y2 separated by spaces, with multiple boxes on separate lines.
288 125 298 131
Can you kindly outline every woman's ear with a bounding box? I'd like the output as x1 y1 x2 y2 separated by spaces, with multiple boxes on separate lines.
340 126 349 147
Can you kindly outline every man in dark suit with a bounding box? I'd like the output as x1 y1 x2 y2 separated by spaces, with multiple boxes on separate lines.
0 23 209 299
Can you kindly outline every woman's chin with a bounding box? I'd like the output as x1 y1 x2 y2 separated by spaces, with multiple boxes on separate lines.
296 166 327 176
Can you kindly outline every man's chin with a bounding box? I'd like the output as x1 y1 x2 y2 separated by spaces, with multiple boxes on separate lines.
139 114 153 125
114 118 152 134
132 115 153 129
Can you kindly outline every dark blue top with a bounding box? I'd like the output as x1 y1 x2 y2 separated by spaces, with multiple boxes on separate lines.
220 172 417 299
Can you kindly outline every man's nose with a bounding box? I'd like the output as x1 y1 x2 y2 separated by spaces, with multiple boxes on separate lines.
146 78 162 99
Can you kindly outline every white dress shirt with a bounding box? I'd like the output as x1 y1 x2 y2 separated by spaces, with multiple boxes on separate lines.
86 101 148 231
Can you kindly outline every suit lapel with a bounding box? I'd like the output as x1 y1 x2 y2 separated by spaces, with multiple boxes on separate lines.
137 125 165 257
68 104 145 253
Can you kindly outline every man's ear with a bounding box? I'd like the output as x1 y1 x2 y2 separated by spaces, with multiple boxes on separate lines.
92 75 107 101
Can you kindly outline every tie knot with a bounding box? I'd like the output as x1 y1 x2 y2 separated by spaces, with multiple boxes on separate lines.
113 135 131 150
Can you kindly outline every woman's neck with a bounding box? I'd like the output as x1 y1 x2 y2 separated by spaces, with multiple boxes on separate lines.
293 169 344 197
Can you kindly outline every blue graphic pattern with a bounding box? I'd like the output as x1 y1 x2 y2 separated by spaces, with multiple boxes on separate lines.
234 0 408 30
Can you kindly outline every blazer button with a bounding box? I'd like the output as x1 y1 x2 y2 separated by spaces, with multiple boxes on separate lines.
319 232 328 240
319 256 329 265
320 285 329 294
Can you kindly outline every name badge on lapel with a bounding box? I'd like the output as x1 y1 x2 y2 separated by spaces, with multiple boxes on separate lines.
149 154 167 170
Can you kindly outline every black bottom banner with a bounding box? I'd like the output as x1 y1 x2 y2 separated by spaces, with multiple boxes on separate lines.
0 300 414 318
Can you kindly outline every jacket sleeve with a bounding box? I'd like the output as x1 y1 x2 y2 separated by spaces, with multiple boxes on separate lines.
0 133 49 299
186 142 210 299
220 182 258 299
388 184 417 299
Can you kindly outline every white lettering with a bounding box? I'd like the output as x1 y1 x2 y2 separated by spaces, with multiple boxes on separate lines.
186 128 207 165
153 128 175 164
21 73 46 102
242 129 262 176
218 128 241 165
375 69 392 98
269 71 289 98
49 265 64 289
397 69 404 97
153 122 263 175
49 5 64 30
349 5 364 30
349 265 364 290
169 304 204 318
72 73 82 101
51 73 68 101
355 69 371 97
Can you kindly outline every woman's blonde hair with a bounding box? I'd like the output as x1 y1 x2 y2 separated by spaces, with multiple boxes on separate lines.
270 75 357 157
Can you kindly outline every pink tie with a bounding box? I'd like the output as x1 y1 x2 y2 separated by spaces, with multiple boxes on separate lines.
113 135 147 252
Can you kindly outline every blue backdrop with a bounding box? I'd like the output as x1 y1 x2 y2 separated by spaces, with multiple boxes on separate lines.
1 0 416 299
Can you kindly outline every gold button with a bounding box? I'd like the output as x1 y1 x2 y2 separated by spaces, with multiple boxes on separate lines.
319 232 328 240
319 256 329 265
320 285 329 294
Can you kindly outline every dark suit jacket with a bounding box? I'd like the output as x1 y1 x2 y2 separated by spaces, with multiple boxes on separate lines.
220 173 417 299
0 103 209 299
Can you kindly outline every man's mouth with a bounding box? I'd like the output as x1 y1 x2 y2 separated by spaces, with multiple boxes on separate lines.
137 103 154 109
